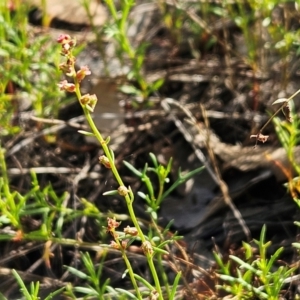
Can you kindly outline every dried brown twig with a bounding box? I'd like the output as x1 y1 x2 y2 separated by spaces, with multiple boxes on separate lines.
250 89 300 147
200 104 251 241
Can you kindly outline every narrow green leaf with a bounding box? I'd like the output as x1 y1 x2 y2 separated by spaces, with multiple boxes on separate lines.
115 288 138 299
170 271 181 299
123 160 142 177
149 152 158 168
134 273 155 290
137 191 146 199
12 269 32 300
44 286 66 300
119 84 141 95
153 246 169 255
78 130 95 136
73 286 98 296
103 190 118 196
64 266 89 280
229 255 259 274
266 247 283 272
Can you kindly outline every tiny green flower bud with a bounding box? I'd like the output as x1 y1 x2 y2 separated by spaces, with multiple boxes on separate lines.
99 155 111 168
142 241 153 256
118 186 129 196
88 94 97 110
80 94 90 105
80 93 97 112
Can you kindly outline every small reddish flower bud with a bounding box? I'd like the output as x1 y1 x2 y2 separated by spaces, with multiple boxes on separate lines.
118 186 129 196
124 226 138 236
76 66 91 82
99 155 111 168
142 241 153 256
110 241 120 249
121 240 128 249
107 217 120 232
57 34 71 44
57 80 76 92
57 35 76 55
67 57 76 66
59 63 72 74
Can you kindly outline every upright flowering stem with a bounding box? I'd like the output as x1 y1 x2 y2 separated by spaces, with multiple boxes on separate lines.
57 35 163 300
80 88 163 300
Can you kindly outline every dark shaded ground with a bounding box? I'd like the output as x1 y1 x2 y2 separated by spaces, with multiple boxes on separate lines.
2 1 300 299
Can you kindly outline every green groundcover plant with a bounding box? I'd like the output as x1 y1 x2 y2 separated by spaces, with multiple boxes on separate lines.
0 1 63 136
55 34 205 299
3 35 300 300
2 1 300 299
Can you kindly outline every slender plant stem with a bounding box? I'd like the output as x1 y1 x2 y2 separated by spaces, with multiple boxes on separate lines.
72 73 164 299
83 107 163 299
260 89 300 134
119 245 143 299
57 35 164 299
